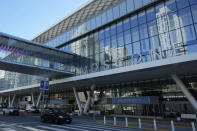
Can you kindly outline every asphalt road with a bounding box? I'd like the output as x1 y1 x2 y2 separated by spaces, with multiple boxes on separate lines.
0 113 144 131
0 113 196 131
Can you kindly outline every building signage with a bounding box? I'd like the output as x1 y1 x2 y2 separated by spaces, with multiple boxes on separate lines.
80 45 185 74
40 80 49 90
108 96 159 104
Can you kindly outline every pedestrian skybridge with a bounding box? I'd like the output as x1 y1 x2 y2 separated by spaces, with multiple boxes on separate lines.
0 32 75 78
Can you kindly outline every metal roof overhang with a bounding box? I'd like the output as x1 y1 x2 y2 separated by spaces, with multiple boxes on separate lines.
1 53 197 95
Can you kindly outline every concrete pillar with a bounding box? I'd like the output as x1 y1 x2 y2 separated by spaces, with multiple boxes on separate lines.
31 92 35 106
0 96 2 108
83 84 95 114
11 94 16 107
171 74 197 111
18 97 20 106
83 91 88 101
36 92 42 107
3 97 7 107
0 96 2 105
73 87 83 115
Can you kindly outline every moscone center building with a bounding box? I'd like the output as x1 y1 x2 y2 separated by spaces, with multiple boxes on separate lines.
0 0 197 117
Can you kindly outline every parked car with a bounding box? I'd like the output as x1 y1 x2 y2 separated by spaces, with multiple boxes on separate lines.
3 107 19 115
26 106 39 113
41 108 72 124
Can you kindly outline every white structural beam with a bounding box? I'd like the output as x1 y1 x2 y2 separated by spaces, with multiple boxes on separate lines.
36 92 42 107
73 87 83 115
171 74 197 111
31 92 35 106
83 84 95 114
11 94 16 107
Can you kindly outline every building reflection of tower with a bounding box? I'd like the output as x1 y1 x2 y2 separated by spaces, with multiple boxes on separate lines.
154 6 185 58
105 46 125 67
72 24 100 73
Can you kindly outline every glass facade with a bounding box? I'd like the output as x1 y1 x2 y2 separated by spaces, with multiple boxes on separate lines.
1 0 197 90
58 0 197 76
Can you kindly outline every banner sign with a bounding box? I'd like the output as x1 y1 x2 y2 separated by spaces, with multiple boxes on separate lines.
109 96 158 104
19 101 29 105
49 100 67 104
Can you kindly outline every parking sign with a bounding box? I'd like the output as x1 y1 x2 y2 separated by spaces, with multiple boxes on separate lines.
40 80 49 90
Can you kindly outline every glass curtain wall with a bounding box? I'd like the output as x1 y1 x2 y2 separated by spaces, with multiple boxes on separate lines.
60 0 197 75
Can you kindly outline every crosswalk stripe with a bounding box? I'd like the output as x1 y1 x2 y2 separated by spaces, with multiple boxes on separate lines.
66 124 112 131
18 125 45 131
73 123 135 130
37 125 69 131
52 124 92 131
72 123 133 131
2 128 16 131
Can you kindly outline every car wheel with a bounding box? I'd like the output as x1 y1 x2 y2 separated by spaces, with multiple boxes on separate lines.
66 121 71 124
41 117 46 123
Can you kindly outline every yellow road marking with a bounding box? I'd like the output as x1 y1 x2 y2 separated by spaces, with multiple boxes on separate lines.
96 122 170 131
96 120 194 129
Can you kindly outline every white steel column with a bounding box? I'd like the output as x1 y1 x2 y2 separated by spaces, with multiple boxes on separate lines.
83 84 95 114
171 74 197 111
11 94 16 107
31 92 35 106
8 95 11 107
83 91 91 114
73 87 83 115
36 92 42 107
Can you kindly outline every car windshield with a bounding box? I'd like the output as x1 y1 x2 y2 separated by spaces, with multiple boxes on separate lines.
9 107 17 109
32 106 37 109
52 108 65 114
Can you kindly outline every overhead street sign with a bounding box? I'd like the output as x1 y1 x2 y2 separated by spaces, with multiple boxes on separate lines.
40 80 49 90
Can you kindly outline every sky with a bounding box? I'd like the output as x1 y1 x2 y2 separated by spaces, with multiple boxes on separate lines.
0 0 89 40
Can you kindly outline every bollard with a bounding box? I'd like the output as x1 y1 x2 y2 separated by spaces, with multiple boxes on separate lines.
138 118 141 128
114 116 116 125
125 117 128 127
104 116 106 125
171 120 175 131
154 119 157 130
192 122 196 131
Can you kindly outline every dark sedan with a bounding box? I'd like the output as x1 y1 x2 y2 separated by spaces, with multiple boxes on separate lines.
40 108 72 124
